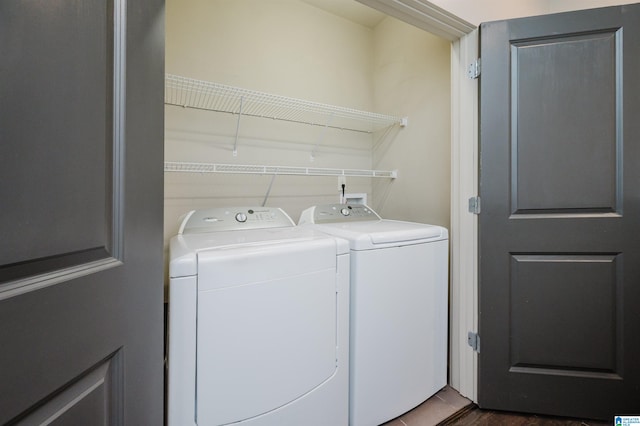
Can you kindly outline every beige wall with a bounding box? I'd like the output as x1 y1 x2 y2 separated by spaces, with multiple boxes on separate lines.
164 0 452 289
372 17 451 227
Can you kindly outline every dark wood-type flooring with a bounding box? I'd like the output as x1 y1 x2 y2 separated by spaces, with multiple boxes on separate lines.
440 405 611 426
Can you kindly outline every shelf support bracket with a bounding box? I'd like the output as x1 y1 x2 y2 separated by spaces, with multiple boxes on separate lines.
310 113 334 161
233 96 244 157
262 169 279 207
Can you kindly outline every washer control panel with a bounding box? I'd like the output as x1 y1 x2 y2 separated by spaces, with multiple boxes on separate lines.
300 204 381 224
179 207 295 234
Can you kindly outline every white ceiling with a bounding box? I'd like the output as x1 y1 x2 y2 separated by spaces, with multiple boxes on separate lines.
299 0 387 28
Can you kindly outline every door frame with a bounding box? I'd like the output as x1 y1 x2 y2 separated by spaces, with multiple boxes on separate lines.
449 29 479 401
357 0 479 402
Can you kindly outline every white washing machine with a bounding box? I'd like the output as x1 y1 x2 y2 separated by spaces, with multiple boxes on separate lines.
299 204 449 426
167 207 350 426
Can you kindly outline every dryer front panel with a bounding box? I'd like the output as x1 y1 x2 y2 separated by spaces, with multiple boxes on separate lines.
195 240 338 425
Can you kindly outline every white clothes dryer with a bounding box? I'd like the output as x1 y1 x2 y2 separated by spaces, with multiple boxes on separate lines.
299 204 449 426
167 207 349 426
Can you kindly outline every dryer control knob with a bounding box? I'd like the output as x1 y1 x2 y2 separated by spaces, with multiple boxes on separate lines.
235 212 248 223
340 208 350 216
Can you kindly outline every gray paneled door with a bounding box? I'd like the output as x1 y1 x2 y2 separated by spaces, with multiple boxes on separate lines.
479 4 640 420
0 0 164 424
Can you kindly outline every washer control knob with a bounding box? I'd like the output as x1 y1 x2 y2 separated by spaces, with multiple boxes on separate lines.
235 212 248 223
340 208 350 216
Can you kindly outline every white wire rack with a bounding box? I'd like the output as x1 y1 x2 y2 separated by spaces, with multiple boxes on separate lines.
165 74 406 133
164 161 398 179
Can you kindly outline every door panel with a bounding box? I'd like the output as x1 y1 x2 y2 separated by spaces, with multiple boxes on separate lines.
511 30 621 215
18 353 122 425
0 0 164 423
0 0 117 283
509 254 621 373
479 4 640 419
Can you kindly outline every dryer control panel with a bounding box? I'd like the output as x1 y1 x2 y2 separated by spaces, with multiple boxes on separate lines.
299 204 381 224
179 207 295 234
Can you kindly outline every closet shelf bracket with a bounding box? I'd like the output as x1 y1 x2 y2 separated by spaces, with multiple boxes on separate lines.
232 96 244 156
310 113 334 161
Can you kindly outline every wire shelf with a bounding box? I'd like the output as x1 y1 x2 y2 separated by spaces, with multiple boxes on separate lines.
164 161 397 179
165 74 405 133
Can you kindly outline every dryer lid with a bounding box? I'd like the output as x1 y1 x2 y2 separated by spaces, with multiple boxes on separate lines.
169 227 349 278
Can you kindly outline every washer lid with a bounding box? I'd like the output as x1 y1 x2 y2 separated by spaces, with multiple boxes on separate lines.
306 219 448 250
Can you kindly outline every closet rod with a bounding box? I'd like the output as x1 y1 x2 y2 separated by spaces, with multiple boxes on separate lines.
164 162 397 179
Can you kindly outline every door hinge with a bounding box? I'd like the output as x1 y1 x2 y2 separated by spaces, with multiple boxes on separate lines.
468 196 481 214
468 332 480 352
468 58 481 79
